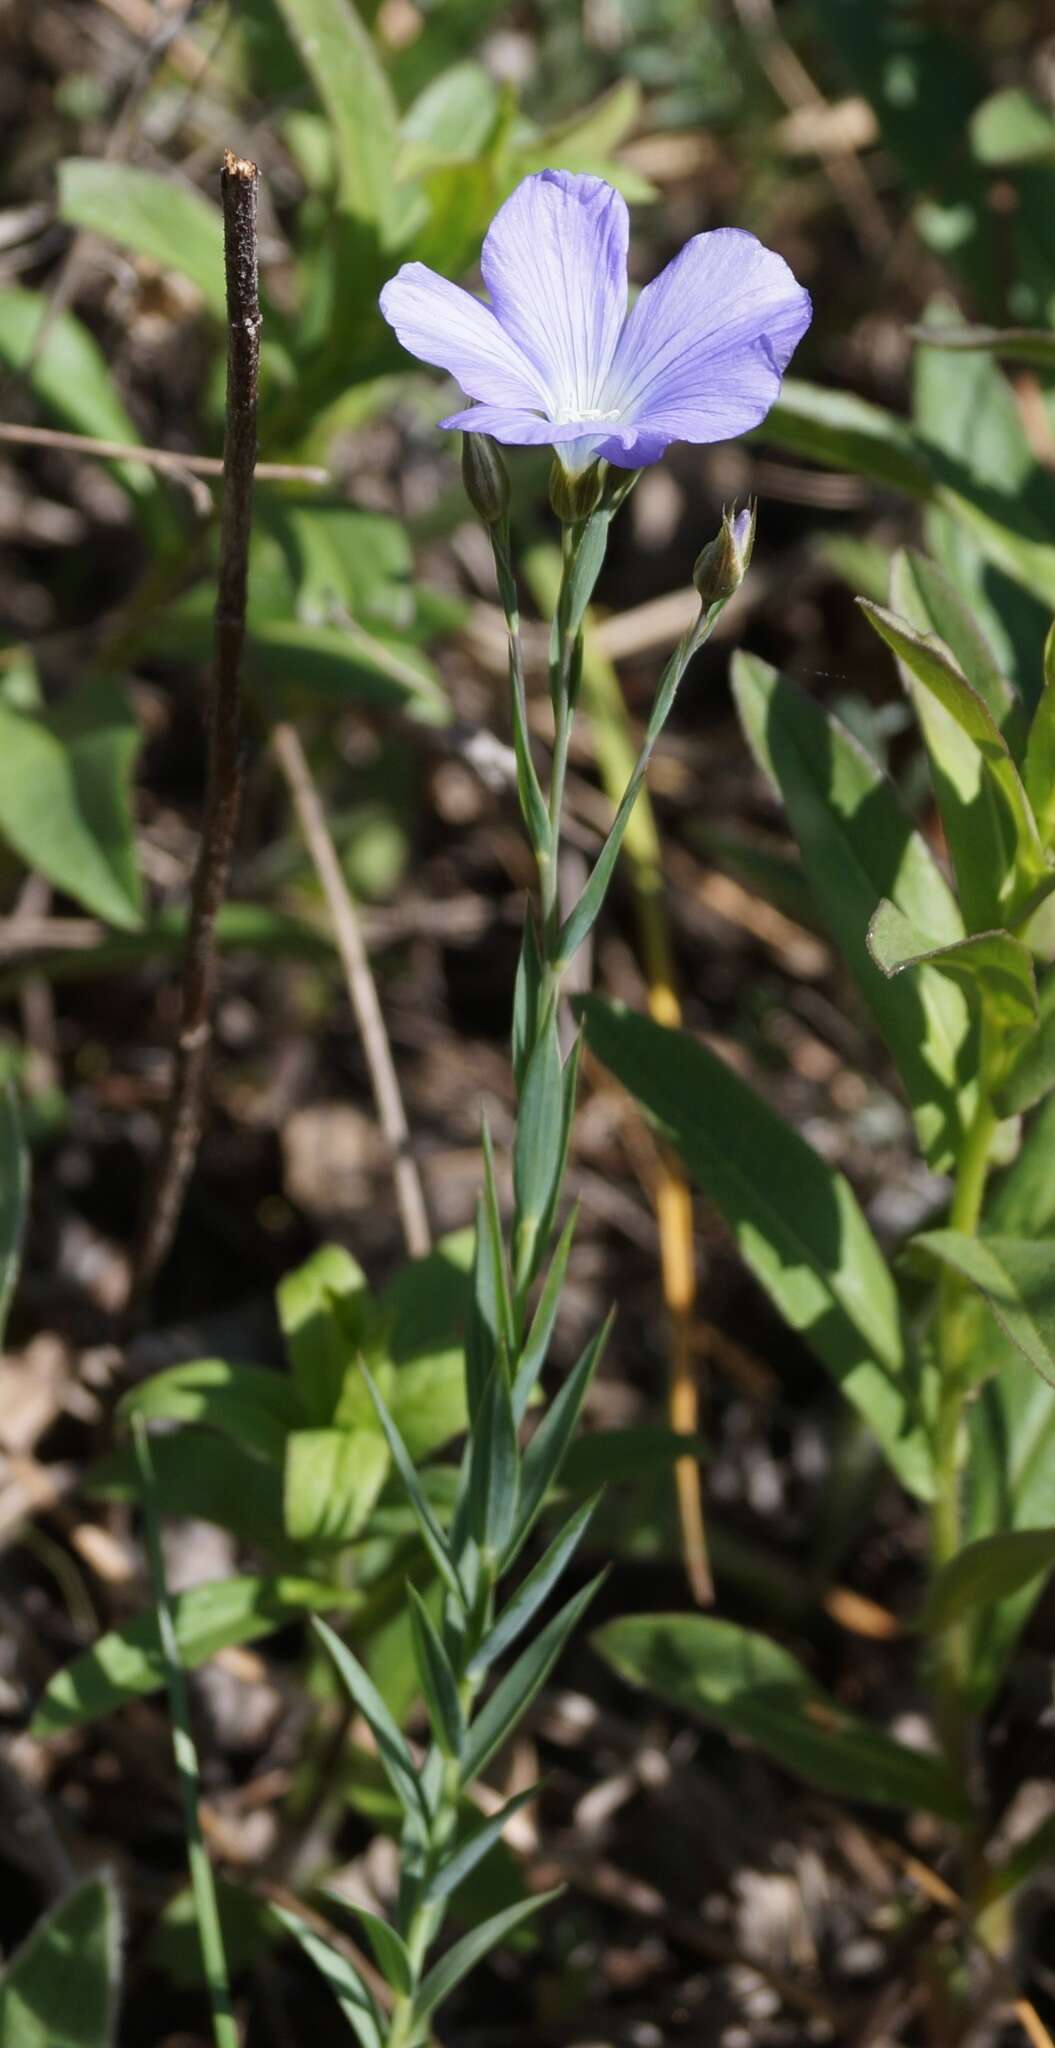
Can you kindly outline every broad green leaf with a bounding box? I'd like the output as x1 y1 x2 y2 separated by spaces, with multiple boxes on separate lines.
119 1359 305 1462
329 1901 413 1997
278 1243 369 1424
0 287 156 505
910 1230 1055 1388
270 0 399 230
33 1576 355 1735
0 1876 121 2048
399 62 500 175
971 89 1055 168
460 1573 606 1783
922 1528 1055 1634
731 651 971 1171
0 1084 27 1347
470 1497 599 1677
760 378 931 497
284 1428 389 1546
89 1429 291 1558
407 1582 464 1757
993 969 1055 1116
270 1904 383 2048
467 1363 520 1560
890 547 1025 748
377 1230 473 1459
860 599 1048 928
58 159 225 316
580 997 935 1497
595 1614 967 1821
151 602 448 724
512 1317 612 1558
415 1890 562 2022
0 681 142 928
313 1617 428 1826
867 900 1037 1050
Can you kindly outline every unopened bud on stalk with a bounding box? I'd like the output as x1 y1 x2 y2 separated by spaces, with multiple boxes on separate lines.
462 432 510 527
549 456 606 525
693 502 756 606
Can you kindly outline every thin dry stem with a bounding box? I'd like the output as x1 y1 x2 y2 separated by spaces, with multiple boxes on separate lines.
272 720 431 1262
0 420 326 483
133 151 260 1303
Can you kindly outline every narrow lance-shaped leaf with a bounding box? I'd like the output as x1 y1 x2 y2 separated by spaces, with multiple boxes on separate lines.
270 1904 384 2048
324 1900 414 1999
360 1364 466 1609
470 1495 600 1677
595 1613 968 1821
464 1116 515 1421
511 1315 612 1559
269 0 399 231
407 1584 465 1758
492 524 551 866
993 966 1055 1116
731 651 972 1172
414 1890 563 2023
513 1004 565 1294
1023 619 1055 847
513 1204 578 1425
313 1617 430 1827
459 1572 606 1783
512 912 543 1094
467 1361 520 1560
425 1782 543 1905
0 681 143 930
580 997 936 1499
891 546 1025 748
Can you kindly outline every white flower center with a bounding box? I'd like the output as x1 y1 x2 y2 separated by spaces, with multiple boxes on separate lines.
549 404 622 425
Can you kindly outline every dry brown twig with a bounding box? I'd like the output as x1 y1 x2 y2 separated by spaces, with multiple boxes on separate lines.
133 150 260 1304
271 722 432 1261
0 419 327 485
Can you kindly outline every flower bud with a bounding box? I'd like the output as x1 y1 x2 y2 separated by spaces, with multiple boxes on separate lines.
693 502 756 606
461 432 510 527
549 456 606 525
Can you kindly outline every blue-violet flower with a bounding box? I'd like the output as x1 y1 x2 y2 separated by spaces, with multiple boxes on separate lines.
379 169 811 474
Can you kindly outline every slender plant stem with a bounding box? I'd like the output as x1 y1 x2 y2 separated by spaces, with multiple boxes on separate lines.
271 719 431 1261
930 1064 998 1779
0 418 326 483
132 1418 238 2048
133 150 261 1305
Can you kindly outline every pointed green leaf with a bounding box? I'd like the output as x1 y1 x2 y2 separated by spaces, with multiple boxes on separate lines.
325 1900 414 1998
425 1783 542 1905
415 1890 562 2022
867 899 1037 1047
313 1617 429 1826
1024 620 1055 847
580 997 936 1499
467 1363 520 1560
361 1364 466 1608
512 1204 578 1426
965 1347 1055 1709
511 1318 611 1558
513 1007 564 1291
470 1496 599 1677
595 1614 968 1821
922 1528 1055 1634
0 287 157 505
891 547 1025 748
512 914 543 1094
0 1876 122 2048
910 1230 1055 1388
912 324 1055 370
761 378 932 498
460 1572 605 1783
464 1118 514 1421
731 651 971 1170
33 1576 357 1735
58 159 225 316
271 1904 384 2048
407 1584 465 1758
860 597 1048 928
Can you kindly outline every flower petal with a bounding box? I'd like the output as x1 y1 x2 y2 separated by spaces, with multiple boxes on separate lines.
379 263 544 409
606 228 811 443
442 402 603 452
480 170 628 418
